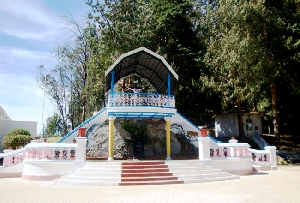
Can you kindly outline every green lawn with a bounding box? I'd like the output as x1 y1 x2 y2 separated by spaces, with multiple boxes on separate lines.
45 137 62 143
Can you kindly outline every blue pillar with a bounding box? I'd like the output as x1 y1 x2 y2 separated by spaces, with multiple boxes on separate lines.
168 73 171 95
110 71 114 94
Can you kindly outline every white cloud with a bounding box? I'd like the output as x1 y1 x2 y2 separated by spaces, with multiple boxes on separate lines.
0 0 67 41
0 46 55 74
0 0 89 136
0 74 55 134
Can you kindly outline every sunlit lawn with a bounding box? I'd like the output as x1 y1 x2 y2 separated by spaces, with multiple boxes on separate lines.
46 137 62 143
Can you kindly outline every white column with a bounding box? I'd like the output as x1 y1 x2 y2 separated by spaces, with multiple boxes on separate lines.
198 137 211 160
74 137 87 170
264 146 277 166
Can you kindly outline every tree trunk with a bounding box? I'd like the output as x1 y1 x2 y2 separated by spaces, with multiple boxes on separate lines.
271 82 279 136
236 99 245 142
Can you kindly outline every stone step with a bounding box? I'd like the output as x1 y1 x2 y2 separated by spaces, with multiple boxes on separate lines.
121 172 173 177
122 161 165 165
51 179 120 186
121 164 169 169
121 168 170 173
119 179 184 186
78 168 122 173
53 160 240 186
68 172 121 177
121 176 178 182
59 176 120 182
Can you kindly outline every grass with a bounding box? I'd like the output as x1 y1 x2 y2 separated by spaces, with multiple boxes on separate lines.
262 134 300 150
45 137 62 143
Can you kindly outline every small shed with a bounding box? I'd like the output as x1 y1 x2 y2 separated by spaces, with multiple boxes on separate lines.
214 112 262 137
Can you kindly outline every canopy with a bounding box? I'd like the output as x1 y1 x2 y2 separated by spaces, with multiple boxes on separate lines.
105 47 178 94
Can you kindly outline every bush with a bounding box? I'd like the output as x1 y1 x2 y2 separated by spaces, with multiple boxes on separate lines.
2 129 32 150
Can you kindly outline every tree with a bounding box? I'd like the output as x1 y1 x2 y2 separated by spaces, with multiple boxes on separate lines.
87 0 155 55
151 0 211 123
44 113 63 137
37 17 107 134
2 129 32 150
258 0 300 136
204 0 266 141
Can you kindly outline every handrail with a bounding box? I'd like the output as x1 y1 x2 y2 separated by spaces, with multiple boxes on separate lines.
249 148 270 162
252 131 270 149
210 143 251 158
0 148 26 167
176 112 199 130
57 107 107 143
24 143 77 160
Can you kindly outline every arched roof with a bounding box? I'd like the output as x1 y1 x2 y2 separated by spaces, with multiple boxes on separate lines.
105 47 178 94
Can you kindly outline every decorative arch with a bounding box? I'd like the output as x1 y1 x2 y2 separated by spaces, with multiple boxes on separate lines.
105 47 179 94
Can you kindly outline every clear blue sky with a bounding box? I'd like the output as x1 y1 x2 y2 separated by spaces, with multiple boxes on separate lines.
0 0 90 135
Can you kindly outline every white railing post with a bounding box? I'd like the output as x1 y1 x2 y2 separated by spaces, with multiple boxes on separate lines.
74 137 87 170
198 137 211 161
264 146 277 166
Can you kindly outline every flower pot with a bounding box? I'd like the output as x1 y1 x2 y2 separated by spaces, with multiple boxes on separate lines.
200 129 208 137
78 128 87 137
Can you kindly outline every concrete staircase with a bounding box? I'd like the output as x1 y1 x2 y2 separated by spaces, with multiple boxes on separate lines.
52 160 239 186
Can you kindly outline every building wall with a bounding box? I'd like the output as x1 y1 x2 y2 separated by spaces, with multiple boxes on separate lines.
215 112 262 137
0 120 37 152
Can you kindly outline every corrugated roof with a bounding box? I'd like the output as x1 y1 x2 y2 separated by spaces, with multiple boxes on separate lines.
105 47 178 94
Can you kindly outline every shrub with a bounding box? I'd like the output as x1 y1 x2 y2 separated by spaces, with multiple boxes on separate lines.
2 129 32 150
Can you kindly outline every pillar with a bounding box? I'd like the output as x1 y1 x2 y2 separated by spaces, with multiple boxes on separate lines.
264 146 277 166
165 117 171 160
74 136 88 170
75 137 87 162
108 116 116 161
198 137 211 160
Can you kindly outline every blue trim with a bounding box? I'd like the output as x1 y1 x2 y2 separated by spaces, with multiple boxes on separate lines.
57 107 107 143
111 71 114 93
108 111 174 119
168 73 171 95
176 112 199 130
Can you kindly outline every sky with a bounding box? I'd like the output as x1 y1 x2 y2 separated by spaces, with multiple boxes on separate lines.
0 0 91 135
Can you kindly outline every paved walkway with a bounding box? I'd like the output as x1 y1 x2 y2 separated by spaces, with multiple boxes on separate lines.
0 165 299 203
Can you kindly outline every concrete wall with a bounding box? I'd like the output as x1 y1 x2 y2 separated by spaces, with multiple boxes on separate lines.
0 120 37 152
215 112 262 137
22 161 76 181
211 158 253 175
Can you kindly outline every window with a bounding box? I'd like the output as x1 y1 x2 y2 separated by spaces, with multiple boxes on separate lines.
246 118 252 131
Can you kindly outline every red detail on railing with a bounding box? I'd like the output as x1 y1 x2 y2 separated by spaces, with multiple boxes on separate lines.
78 128 87 137
200 129 208 137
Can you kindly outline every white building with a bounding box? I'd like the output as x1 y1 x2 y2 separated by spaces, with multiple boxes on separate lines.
215 112 262 137
0 106 37 152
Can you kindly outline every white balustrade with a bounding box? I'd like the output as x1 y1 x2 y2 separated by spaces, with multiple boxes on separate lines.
0 148 25 167
249 148 273 163
24 143 77 161
107 93 175 108
210 143 252 159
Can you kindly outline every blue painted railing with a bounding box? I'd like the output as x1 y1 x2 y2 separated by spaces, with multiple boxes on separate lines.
57 107 107 143
251 131 270 149
176 112 199 130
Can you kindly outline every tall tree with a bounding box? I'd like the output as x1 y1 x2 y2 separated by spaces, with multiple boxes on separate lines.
204 0 266 141
37 17 107 134
87 0 155 56
151 0 209 123
259 0 300 136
